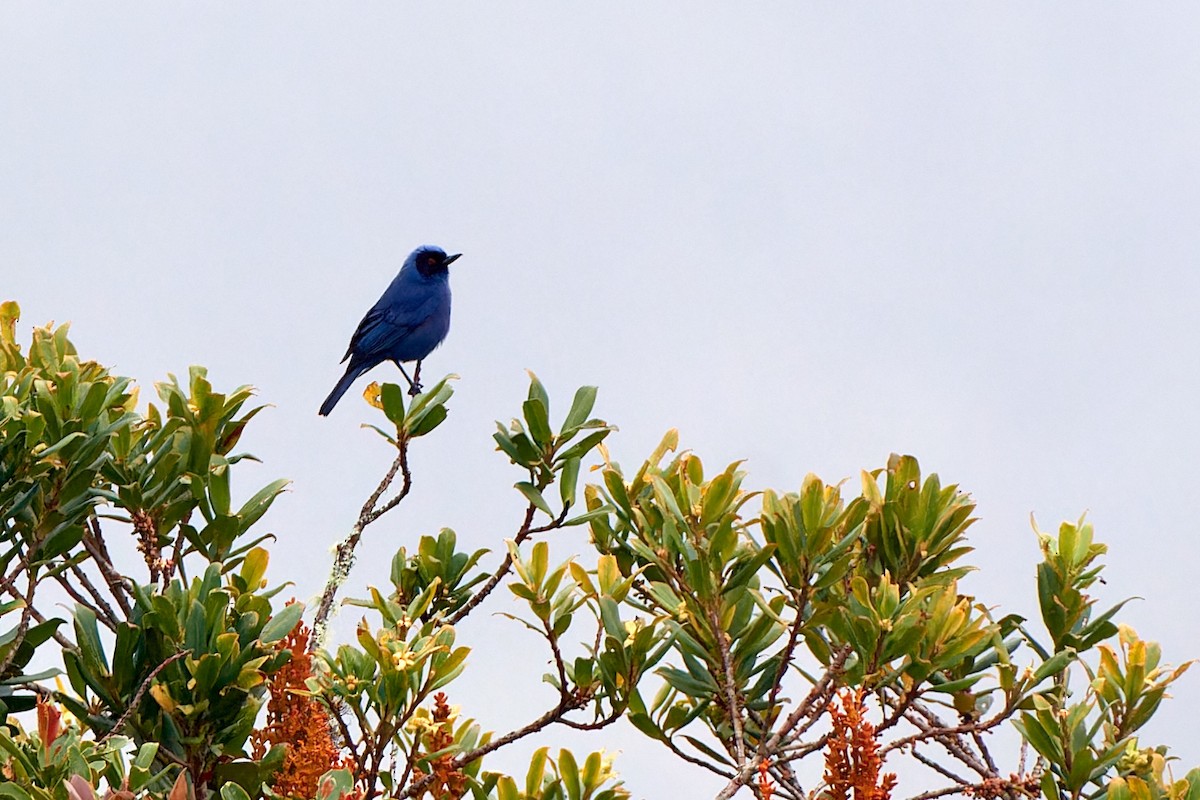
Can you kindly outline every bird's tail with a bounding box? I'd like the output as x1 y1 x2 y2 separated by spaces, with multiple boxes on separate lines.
318 365 366 416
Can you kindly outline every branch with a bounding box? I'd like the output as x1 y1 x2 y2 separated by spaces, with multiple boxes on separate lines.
0 555 38 678
652 733 737 779
907 786 971 800
909 747 973 786
709 605 747 768
776 643 852 745
313 437 412 647
98 651 187 743
558 701 619 731
542 618 570 700
713 644 852 800
328 699 358 758
64 560 121 628
0 561 74 650
972 729 999 773
52 568 117 632
394 727 424 799
362 716 397 800
883 702 992 779
83 516 133 617
446 500 570 626
880 699 1011 761
361 439 415 527
762 590 808 730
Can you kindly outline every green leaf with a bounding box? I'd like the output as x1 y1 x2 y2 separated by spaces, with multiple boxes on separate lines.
523 399 552 448
496 777 520 800
362 423 397 445
210 462 232 516
431 647 470 689
380 382 407 425
555 430 611 464
525 747 550 797
239 547 270 590
73 604 109 676
559 748 582 800
565 506 612 527
681 735 735 767
526 371 550 415
559 457 581 507
260 602 304 644
219 783 253 800
581 751 603 789
236 479 290 530
1014 711 1065 764
407 404 448 437
0 784 34 800
1033 649 1076 683
562 386 598 435
516 481 554 517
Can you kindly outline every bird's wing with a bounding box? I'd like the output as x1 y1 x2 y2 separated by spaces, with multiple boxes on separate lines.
341 293 440 364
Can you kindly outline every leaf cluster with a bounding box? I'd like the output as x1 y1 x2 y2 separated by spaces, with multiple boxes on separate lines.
2 300 1197 800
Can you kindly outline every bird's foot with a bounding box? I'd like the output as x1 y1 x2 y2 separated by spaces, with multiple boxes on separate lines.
407 382 422 397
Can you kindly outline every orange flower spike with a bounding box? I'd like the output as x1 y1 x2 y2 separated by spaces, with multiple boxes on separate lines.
411 692 468 800
757 759 776 800
822 689 896 800
250 608 353 798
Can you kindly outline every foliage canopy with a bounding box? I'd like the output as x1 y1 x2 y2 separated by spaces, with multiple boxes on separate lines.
0 300 1195 800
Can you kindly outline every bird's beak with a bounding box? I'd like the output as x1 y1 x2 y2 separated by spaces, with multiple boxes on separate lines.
444 253 463 266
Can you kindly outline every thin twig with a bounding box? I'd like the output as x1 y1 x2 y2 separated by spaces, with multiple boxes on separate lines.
559 710 620 731
880 700 1010 762
0 557 38 677
709 606 747 768
0 563 74 650
65 561 121 628
83 517 133 617
887 704 991 778
774 732 830 760
313 438 412 647
653 733 738 779
361 439 414 527
394 728 423 799
777 644 852 744
973 729 999 773
907 786 971 800
875 687 920 736
53 572 117 631
363 716 397 800
99 651 187 743
769 760 806 800
543 618 570 699
762 590 808 732
168 522 188 586
446 501 571 626
909 747 973 786
714 645 852 800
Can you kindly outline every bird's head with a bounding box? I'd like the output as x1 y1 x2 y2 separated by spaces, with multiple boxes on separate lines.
408 245 462 279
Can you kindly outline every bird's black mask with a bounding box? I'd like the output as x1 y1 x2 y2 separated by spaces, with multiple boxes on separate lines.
415 250 461 278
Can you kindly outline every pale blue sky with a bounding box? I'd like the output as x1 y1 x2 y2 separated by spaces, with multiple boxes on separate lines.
3 5 1198 797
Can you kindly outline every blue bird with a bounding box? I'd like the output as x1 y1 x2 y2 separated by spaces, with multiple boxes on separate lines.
319 245 460 416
